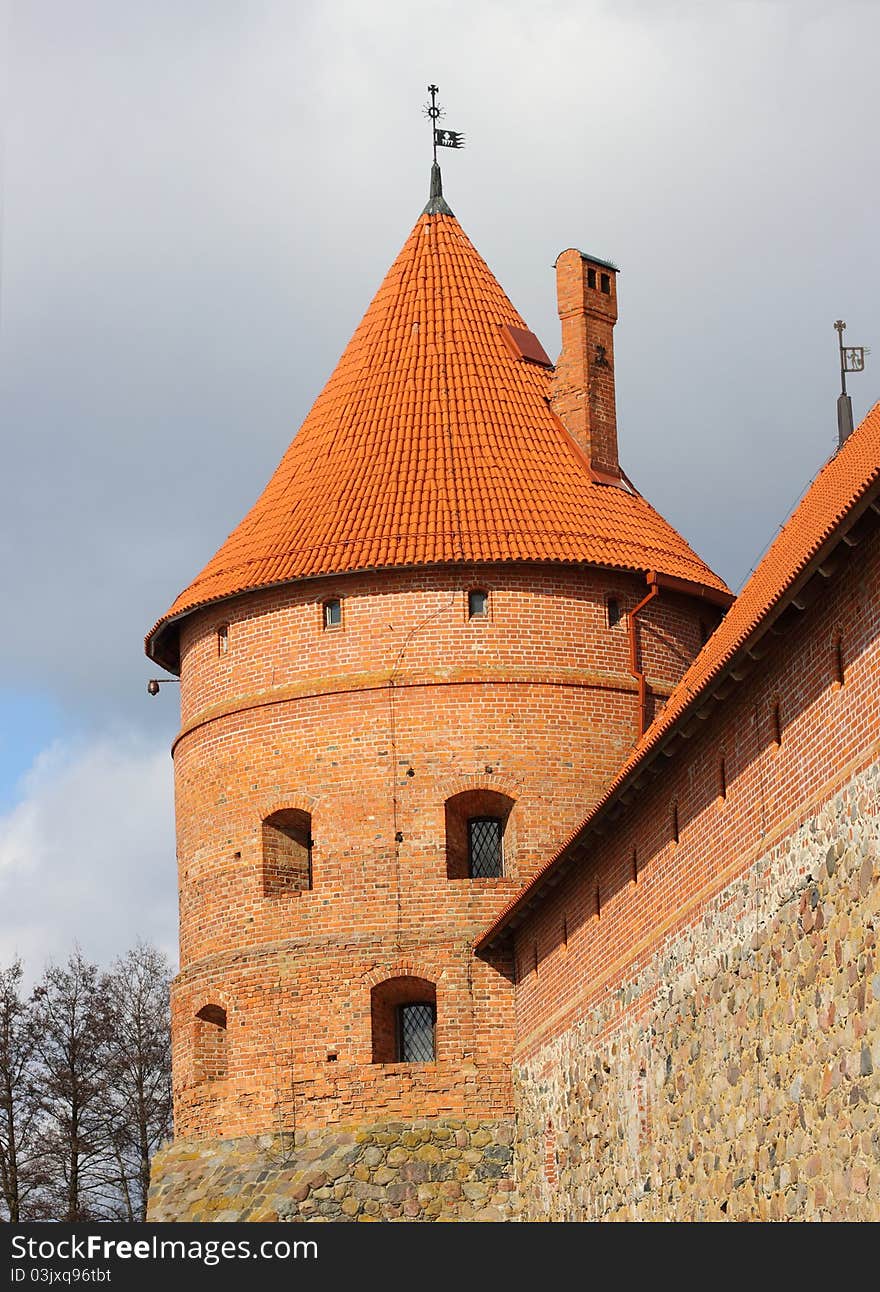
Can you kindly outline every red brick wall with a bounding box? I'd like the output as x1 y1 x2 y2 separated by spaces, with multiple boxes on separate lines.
510 520 880 1061
170 561 712 1139
551 250 619 476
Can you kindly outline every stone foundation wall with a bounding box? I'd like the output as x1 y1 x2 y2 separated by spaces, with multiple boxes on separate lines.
513 761 880 1220
147 1118 518 1222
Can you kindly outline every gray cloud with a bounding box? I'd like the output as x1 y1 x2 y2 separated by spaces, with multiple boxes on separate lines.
0 729 177 979
0 0 877 960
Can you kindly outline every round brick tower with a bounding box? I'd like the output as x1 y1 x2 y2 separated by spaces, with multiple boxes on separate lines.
145 166 731 1222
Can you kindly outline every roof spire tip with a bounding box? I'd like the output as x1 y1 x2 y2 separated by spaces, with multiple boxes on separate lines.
422 161 454 216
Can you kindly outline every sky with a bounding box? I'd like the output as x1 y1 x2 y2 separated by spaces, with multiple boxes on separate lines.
0 0 877 980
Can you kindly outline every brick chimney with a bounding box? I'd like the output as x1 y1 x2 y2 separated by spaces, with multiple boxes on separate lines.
551 249 620 480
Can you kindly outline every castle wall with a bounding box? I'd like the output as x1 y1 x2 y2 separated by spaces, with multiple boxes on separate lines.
148 1119 519 1222
169 562 710 1144
509 519 880 1219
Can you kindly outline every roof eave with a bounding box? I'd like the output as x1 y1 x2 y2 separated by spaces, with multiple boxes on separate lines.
475 476 880 953
145 556 732 678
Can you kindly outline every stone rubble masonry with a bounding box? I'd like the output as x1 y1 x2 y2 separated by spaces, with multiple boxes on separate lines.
147 1118 519 1222
509 512 880 1220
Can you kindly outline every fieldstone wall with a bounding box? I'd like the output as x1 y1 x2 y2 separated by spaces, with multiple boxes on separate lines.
514 761 880 1220
147 1118 518 1221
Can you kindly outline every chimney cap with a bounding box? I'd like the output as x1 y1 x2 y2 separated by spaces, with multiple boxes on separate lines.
554 248 620 273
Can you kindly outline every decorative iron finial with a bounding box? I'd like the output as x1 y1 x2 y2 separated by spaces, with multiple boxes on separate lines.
421 84 463 216
834 319 868 446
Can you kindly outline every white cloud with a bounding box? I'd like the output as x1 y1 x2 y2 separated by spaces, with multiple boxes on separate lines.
0 732 178 981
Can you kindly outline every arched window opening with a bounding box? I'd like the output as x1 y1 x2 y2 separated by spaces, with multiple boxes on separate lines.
195 1005 227 1082
606 597 621 629
262 809 312 896
371 977 437 1064
217 623 229 655
444 789 514 879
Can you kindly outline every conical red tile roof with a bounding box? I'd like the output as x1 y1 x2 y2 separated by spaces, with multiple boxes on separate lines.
147 204 729 671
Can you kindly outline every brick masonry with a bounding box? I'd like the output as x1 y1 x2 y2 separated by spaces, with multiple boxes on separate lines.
167 562 711 1143
551 250 619 477
508 513 880 1220
513 759 880 1220
147 558 713 1218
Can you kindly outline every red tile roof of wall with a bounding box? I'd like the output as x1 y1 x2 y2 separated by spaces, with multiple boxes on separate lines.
477 400 880 949
147 209 729 670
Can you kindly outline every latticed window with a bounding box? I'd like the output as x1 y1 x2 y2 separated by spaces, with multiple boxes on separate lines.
468 817 503 878
396 1002 436 1063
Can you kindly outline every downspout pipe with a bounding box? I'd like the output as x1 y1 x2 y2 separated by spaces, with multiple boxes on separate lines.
628 574 660 738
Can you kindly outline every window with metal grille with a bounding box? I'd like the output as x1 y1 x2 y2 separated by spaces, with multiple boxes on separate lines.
397 1002 436 1062
468 817 503 878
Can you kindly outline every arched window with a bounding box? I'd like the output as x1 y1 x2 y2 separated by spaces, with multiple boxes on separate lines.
262 809 312 896
606 597 621 628
194 1005 227 1082
371 977 437 1064
444 789 514 879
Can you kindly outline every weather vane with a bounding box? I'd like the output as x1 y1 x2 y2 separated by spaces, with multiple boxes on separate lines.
834 319 869 446
423 84 465 166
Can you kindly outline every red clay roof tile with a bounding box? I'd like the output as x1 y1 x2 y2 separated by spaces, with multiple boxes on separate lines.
477 400 880 949
147 209 729 670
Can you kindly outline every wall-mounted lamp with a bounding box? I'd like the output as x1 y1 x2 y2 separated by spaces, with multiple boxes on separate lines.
147 678 180 696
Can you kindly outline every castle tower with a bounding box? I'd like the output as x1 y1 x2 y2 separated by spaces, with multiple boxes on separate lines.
145 168 731 1222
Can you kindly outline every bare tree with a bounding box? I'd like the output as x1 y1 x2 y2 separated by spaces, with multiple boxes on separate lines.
100 942 173 1220
31 949 112 1220
0 960 48 1221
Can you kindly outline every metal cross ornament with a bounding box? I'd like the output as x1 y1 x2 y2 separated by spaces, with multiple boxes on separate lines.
834 320 868 387
833 319 870 447
424 84 465 164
